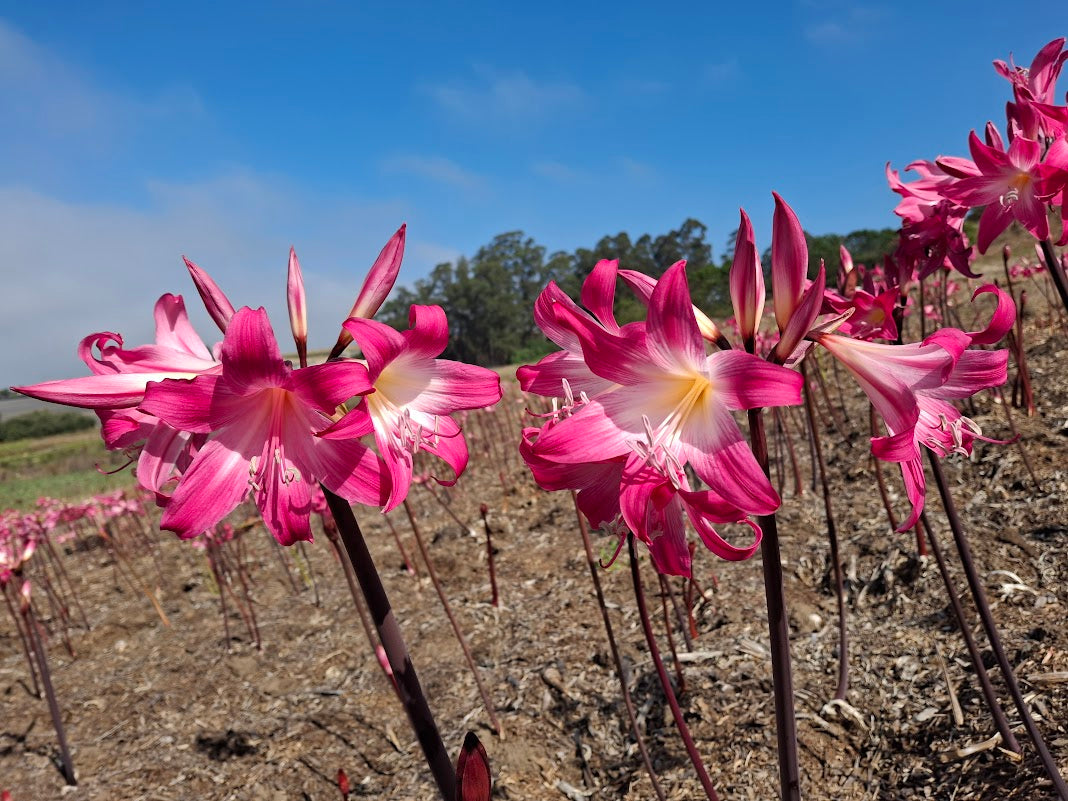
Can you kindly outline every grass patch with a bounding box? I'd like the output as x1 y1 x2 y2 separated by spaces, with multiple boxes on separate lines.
0 467 136 511
0 428 136 510
0 428 112 473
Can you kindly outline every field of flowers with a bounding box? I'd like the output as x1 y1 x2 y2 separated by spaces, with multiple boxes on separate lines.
4 36 1068 801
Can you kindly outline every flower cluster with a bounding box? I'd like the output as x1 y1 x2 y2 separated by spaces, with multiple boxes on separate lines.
889 38 1068 268
519 211 807 577
518 195 1014 575
15 228 502 546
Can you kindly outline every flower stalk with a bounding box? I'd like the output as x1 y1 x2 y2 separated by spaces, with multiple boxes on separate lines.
22 594 76 785
402 500 501 735
801 362 848 701
918 512 1019 751
747 407 801 801
927 454 1068 798
322 487 456 801
628 535 719 801
572 493 665 801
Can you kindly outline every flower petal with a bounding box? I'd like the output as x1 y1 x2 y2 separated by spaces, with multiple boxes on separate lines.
647 262 704 371
316 439 390 508
706 350 804 410
287 247 308 363
579 259 621 332
516 350 615 399
160 435 256 538
183 256 236 334
685 508 762 562
287 359 373 414
141 375 242 434
771 192 808 330
15 372 193 409
407 359 502 415
678 400 780 515
350 224 406 320
343 316 406 381
137 424 194 497
153 294 215 362
221 307 288 391
729 209 764 342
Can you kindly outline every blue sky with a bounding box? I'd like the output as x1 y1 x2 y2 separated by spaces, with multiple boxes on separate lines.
2 2 1064 383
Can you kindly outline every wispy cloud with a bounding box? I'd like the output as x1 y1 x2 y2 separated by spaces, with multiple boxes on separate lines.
409 241 463 269
620 157 658 182
424 67 584 127
380 155 487 191
802 5 887 46
619 77 671 95
0 18 203 164
0 21 448 385
531 160 590 185
704 58 740 85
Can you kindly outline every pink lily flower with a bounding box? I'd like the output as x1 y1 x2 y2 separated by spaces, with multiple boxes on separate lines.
319 304 503 512
821 285 898 341
14 293 220 409
517 260 627 402
995 38 1068 139
14 294 221 503
994 37 1068 107
520 261 804 574
141 306 384 544
816 286 1014 529
939 131 1068 252
886 160 980 279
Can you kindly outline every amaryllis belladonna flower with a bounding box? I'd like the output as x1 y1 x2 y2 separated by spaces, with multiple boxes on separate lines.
939 131 1068 252
319 305 503 511
814 286 1014 529
141 307 384 544
519 260 803 576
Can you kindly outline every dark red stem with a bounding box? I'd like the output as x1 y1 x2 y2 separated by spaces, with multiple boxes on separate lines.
747 407 801 801
322 488 456 801
628 536 719 801
571 494 666 801
927 454 1068 799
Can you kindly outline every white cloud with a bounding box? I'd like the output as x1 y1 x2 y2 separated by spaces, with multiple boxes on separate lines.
408 241 463 270
0 176 449 386
380 155 487 191
425 68 584 127
0 21 450 387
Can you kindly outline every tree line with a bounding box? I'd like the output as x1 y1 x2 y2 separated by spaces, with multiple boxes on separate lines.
377 219 898 367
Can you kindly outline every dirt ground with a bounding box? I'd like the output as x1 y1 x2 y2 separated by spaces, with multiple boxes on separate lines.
3 244 1068 801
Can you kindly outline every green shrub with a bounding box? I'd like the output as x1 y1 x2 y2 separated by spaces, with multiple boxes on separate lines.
0 410 96 442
